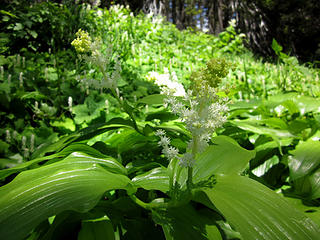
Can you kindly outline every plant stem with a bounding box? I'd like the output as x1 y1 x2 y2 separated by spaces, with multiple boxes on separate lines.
129 195 170 210
110 88 143 135
187 166 193 190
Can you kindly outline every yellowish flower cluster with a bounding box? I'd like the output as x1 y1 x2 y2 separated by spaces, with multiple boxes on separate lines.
71 29 92 53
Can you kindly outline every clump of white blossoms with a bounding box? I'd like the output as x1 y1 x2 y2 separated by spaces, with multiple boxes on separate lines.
156 58 230 168
146 68 186 97
155 129 180 161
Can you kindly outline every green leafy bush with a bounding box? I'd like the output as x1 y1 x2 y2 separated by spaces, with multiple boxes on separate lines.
0 3 319 239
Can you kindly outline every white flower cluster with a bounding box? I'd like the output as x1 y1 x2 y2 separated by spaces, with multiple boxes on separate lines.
161 84 228 167
155 129 179 161
146 68 186 97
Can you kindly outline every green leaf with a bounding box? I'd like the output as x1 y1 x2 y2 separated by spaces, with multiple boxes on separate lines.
51 118 76 131
202 175 320 240
13 23 23 31
271 39 283 54
21 91 47 101
310 169 320 199
0 10 18 18
193 136 255 182
132 167 169 193
0 143 117 180
29 30 38 39
231 119 295 138
152 204 222 240
0 155 134 240
78 216 115 240
289 138 320 180
288 137 320 198
252 155 279 177
138 94 165 105
105 128 149 154
283 196 320 227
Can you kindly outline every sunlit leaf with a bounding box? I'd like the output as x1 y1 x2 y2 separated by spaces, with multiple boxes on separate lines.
132 167 169 192
0 155 134 240
202 175 320 240
193 136 255 182
288 138 320 180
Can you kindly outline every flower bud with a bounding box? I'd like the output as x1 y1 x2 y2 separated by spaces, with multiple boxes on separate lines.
19 72 23 88
30 134 35 153
8 74 11 85
5 130 11 143
68 96 73 112
0 66 3 79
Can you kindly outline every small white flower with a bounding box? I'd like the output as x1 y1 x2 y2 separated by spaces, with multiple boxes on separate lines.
30 134 35 152
163 146 179 160
19 72 23 88
155 129 166 136
68 96 73 112
178 152 195 167
158 136 170 146
5 130 11 143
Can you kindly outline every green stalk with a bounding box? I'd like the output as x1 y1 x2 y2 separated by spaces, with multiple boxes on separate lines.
129 194 191 210
129 195 169 210
98 63 143 135
110 88 143 135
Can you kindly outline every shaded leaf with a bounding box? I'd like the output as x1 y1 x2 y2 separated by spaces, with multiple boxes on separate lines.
153 204 222 240
78 216 115 240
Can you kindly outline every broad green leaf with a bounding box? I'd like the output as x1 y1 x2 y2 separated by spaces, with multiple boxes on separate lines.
193 136 255 182
132 167 169 193
32 122 131 159
202 175 320 240
288 138 320 199
268 93 320 115
104 128 149 153
252 155 279 177
280 100 300 115
255 138 292 152
0 156 134 240
229 98 262 111
157 122 191 137
21 91 47 100
230 119 295 138
152 204 222 240
271 39 283 54
29 30 38 39
310 169 320 199
288 138 320 180
78 216 115 240
13 23 23 31
0 144 126 180
60 152 127 175
51 118 76 131
0 10 18 18
138 94 165 105
283 196 320 227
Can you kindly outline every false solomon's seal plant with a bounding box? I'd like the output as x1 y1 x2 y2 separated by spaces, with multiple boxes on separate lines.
0 30 319 240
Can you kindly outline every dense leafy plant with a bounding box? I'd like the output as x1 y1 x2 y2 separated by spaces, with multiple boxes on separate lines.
0 0 92 53
0 30 319 239
0 3 320 239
